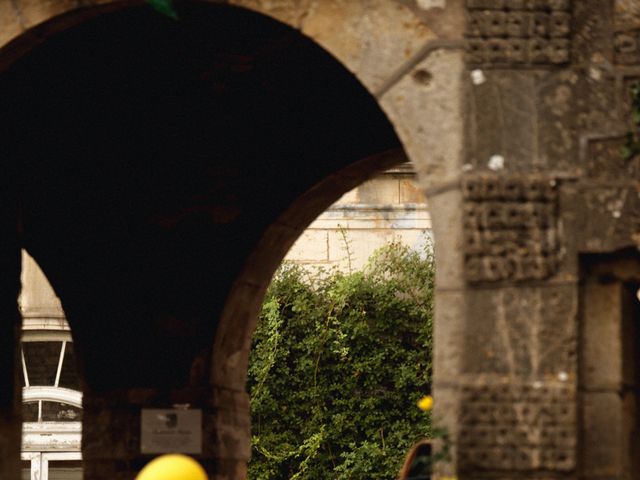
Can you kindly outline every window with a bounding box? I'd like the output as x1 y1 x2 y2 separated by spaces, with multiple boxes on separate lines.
21 331 82 480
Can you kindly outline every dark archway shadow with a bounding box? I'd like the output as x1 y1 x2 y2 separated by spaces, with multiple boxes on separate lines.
0 3 423 477
0 0 403 393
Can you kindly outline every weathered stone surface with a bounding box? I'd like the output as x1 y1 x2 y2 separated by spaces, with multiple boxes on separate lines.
458 382 576 472
574 184 640 252
614 0 640 64
428 187 466 289
468 71 539 171
0 2 25 47
572 0 616 65
301 0 437 93
462 285 577 377
582 134 637 179
537 71 587 172
467 69 587 172
575 75 623 147
380 49 466 187
615 0 640 29
462 174 562 283
12 0 80 30
615 29 640 64
580 282 624 389
433 290 467 380
580 392 626 477
230 0 313 28
466 0 572 67
0 0 440 99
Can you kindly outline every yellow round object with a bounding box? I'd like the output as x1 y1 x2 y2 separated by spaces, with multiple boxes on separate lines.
136 454 208 480
417 395 433 412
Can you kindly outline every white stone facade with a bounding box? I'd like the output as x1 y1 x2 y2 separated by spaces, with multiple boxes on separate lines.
285 164 431 271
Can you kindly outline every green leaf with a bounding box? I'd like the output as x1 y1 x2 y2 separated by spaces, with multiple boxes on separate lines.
147 0 179 20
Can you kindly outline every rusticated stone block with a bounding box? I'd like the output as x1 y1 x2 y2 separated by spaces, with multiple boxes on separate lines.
614 0 640 65
462 174 561 283
465 0 572 67
458 383 576 472
614 29 640 64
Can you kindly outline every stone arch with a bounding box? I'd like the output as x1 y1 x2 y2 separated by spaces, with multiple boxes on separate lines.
0 2 467 478
211 148 407 390
0 0 467 318
0 1 630 479
0 0 466 187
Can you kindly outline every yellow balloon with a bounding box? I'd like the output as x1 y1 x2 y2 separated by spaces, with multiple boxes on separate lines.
136 454 208 480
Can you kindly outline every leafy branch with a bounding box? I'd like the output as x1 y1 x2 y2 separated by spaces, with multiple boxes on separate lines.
247 242 435 479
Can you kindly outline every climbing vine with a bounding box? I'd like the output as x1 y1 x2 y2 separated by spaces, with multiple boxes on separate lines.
247 242 435 479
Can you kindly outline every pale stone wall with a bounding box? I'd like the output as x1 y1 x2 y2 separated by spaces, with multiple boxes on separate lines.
284 164 431 271
19 252 66 332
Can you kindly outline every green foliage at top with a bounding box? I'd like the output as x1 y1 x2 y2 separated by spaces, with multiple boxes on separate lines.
624 82 640 160
146 0 178 20
247 242 435 479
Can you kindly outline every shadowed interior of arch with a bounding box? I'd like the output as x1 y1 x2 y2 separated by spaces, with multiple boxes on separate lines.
0 2 402 392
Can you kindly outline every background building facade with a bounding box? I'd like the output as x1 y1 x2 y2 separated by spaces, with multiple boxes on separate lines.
285 163 431 270
20 251 82 480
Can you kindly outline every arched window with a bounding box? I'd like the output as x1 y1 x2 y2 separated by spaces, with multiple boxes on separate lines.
21 330 82 480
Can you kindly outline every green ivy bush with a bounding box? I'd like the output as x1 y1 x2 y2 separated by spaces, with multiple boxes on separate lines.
247 242 435 479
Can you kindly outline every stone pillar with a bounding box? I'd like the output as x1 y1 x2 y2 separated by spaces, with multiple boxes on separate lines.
0 200 21 480
431 174 579 478
448 0 637 477
82 386 250 480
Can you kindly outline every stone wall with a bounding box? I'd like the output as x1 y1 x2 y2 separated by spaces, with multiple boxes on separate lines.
285 164 431 271
439 0 640 478
0 1 638 479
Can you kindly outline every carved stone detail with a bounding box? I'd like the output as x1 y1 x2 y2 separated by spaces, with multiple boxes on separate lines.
615 29 640 65
614 0 640 65
466 0 572 67
458 383 576 472
462 175 561 283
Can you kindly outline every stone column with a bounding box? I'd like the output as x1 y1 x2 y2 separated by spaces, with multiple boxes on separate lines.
82 386 250 480
431 174 579 478
0 202 21 480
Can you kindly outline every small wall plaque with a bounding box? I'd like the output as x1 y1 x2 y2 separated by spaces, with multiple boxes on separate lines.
141 409 202 454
